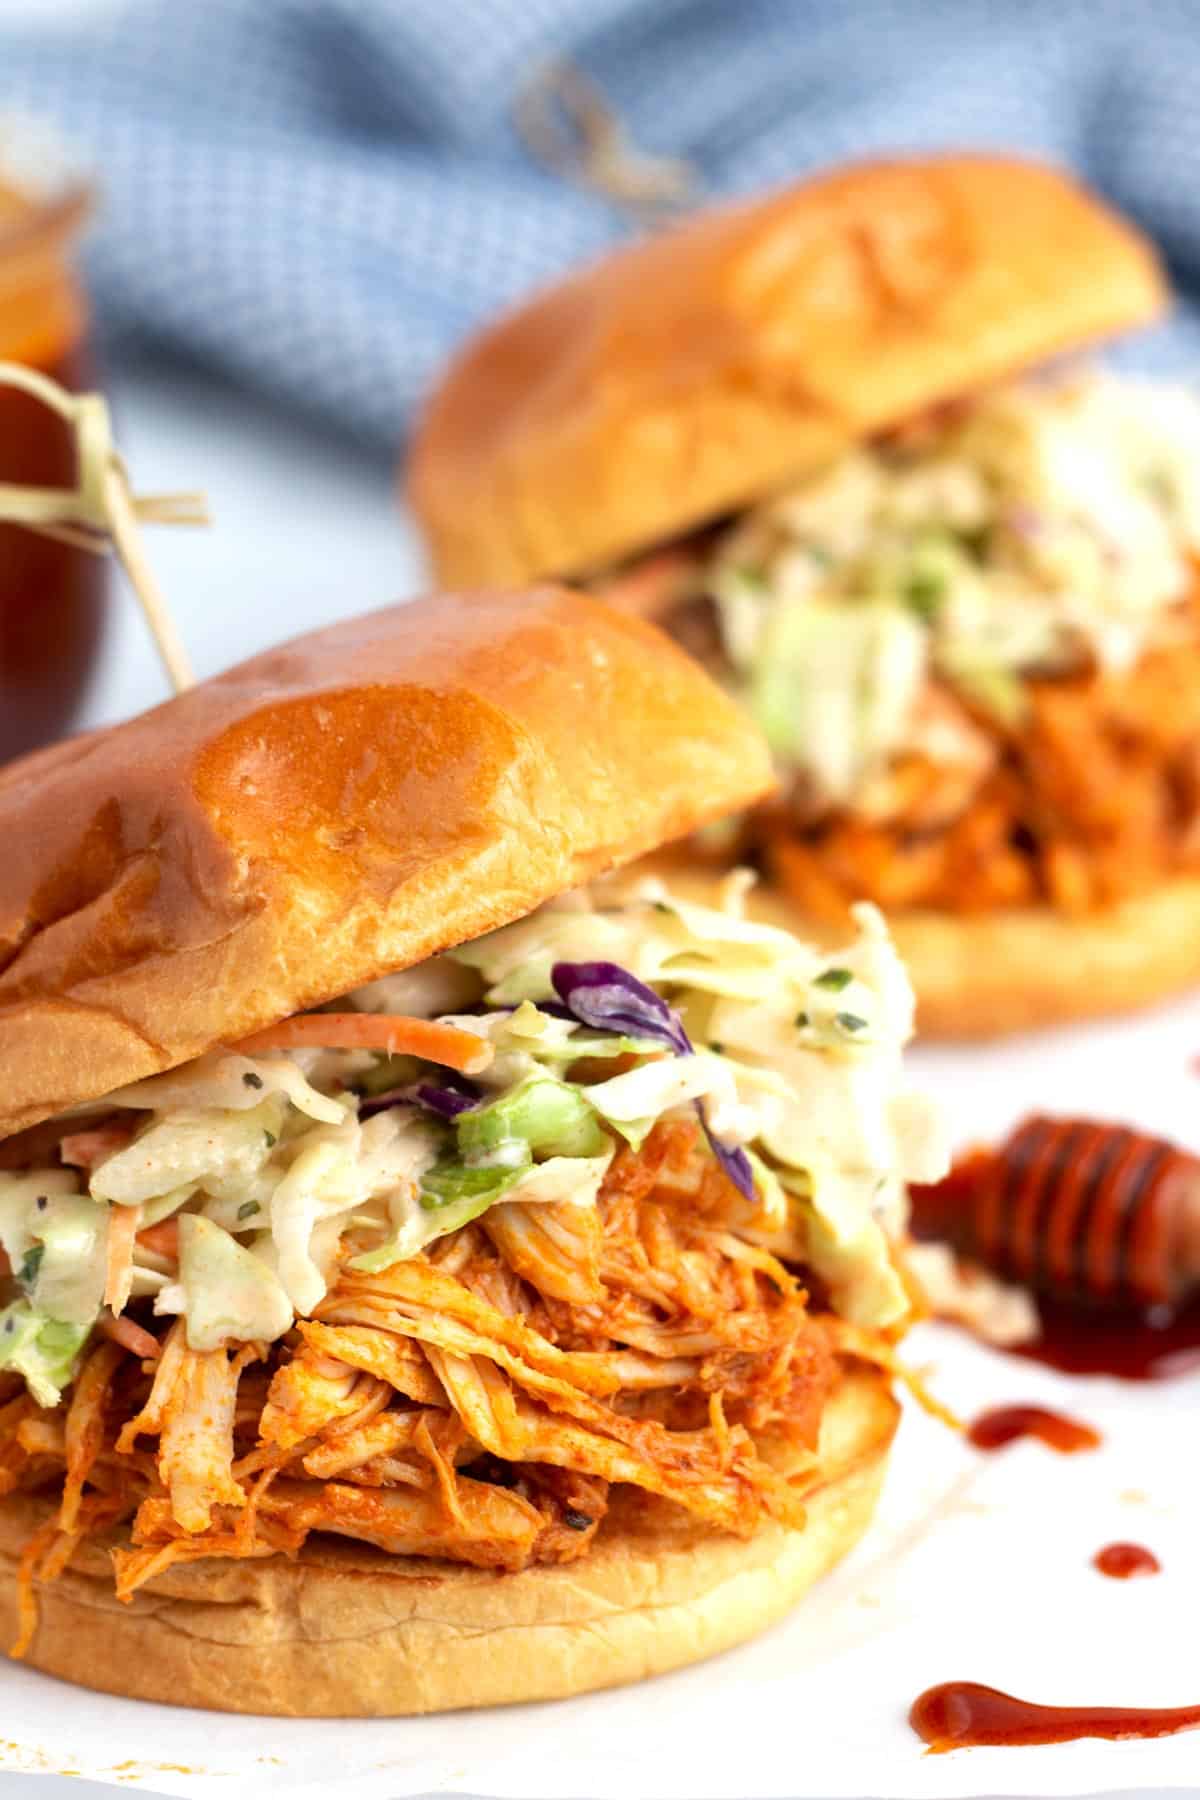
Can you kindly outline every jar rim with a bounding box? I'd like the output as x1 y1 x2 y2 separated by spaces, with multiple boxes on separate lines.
0 182 91 263
0 111 93 261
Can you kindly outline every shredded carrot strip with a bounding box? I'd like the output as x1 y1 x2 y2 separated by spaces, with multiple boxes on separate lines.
892 1357 964 1432
97 1312 161 1362
231 1012 492 1074
103 1205 142 1314
60 1123 135 1171
136 1218 179 1259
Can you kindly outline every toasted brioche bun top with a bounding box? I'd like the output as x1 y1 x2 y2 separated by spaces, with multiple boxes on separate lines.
0 586 772 1141
408 155 1168 588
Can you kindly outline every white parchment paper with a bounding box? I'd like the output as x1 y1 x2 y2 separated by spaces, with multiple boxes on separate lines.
2 991 1199 1800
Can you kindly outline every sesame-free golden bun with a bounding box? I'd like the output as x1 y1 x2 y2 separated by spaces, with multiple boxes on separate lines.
407 155 1167 588
0 586 773 1142
0 1366 895 1715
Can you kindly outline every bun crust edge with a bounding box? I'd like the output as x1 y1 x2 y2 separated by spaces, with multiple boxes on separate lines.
0 587 773 1141
409 156 1167 588
0 1368 895 1717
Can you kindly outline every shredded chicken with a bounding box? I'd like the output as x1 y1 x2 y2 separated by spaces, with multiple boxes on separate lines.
60 1341 122 1532
59 1123 137 1171
763 611 1200 916
2 1121 896 1641
155 1334 254 1533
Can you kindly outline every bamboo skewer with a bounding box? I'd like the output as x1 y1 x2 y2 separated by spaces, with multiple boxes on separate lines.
0 362 206 695
99 455 197 694
515 62 699 230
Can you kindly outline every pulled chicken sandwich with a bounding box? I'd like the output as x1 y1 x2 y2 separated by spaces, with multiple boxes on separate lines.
0 586 943 1715
407 155 1200 1035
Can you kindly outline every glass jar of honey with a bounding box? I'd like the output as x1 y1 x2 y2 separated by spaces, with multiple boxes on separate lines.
0 176 104 763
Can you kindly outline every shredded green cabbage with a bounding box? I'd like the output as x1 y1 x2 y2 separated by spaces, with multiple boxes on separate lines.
703 370 1200 808
456 1074 610 1163
0 1304 91 1407
0 875 946 1377
174 1214 293 1352
27 1194 109 1326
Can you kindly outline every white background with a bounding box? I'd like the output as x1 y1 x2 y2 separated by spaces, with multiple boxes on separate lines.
0 3 1195 1799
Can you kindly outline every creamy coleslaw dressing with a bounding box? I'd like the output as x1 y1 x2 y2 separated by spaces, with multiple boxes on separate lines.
708 371 1200 807
0 877 946 1403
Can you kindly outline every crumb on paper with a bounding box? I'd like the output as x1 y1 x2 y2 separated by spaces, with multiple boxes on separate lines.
98 1762 215 1783
1121 1487 1150 1504
0 1741 56 1773
0 1742 213 1782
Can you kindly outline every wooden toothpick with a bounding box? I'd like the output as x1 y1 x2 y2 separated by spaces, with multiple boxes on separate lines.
515 61 699 231
0 362 208 695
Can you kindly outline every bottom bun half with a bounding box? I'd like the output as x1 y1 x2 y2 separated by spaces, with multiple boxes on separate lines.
887 877 1200 1037
642 855 1200 1038
0 1368 896 1717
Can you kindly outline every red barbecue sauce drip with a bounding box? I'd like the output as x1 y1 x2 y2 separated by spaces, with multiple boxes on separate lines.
1017 1298 1200 1380
967 1404 1101 1453
911 1681 1200 1751
1093 1541 1161 1579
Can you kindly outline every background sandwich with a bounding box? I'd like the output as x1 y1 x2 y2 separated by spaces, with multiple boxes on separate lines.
0 585 943 1715
407 155 1200 1035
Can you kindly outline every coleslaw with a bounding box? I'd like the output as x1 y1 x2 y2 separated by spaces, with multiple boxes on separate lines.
706 371 1200 807
0 875 945 1403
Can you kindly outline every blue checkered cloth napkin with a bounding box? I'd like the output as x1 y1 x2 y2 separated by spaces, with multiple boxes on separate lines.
2 0 1199 449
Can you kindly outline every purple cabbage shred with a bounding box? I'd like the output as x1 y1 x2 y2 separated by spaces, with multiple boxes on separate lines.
359 1079 479 1122
550 960 691 1055
706 1136 756 1203
551 959 756 1202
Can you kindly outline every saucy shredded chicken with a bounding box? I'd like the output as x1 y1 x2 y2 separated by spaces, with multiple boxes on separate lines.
609 372 1200 920
750 611 1200 916
0 1122 888 1645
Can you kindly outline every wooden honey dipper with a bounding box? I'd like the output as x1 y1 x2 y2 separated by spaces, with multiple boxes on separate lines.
909 1115 1200 1310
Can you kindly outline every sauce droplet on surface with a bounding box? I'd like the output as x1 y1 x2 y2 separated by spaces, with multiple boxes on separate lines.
967 1404 1101 1454
1093 1541 1161 1579
910 1681 1200 1751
